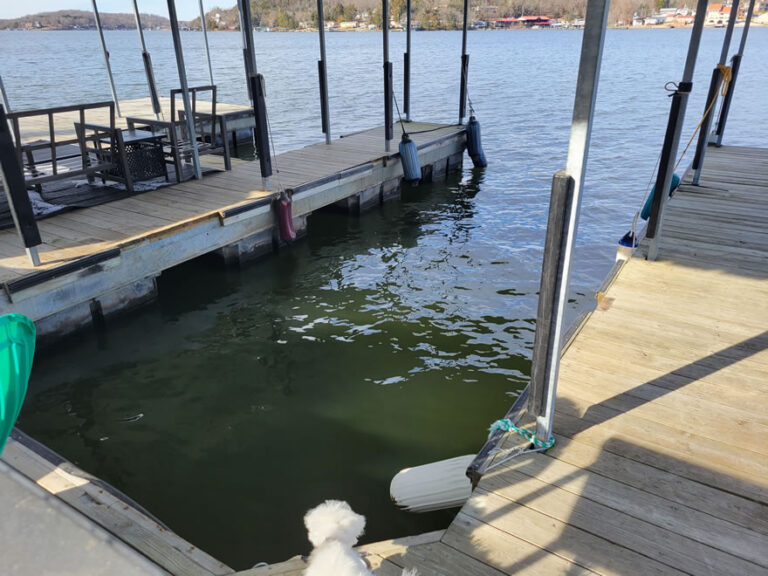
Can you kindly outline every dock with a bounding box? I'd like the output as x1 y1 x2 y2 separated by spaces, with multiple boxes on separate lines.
0 122 465 340
242 143 768 574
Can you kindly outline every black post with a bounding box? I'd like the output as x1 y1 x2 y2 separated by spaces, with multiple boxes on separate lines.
716 0 757 145
692 0 740 185
316 0 331 143
250 74 272 179
690 66 722 174
529 171 574 418
645 0 707 259
384 62 394 144
238 0 258 103
383 0 392 151
459 0 470 124
0 105 42 265
404 0 412 121
646 85 688 240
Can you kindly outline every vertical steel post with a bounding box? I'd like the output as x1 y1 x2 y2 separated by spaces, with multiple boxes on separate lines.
715 0 756 145
404 0 412 121
0 105 42 266
199 0 215 86
238 0 259 103
91 0 121 116
316 0 331 144
131 0 162 118
0 75 10 113
167 0 202 180
459 0 470 124
383 0 392 152
646 0 708 260
692 0 740 185
528 0 610 443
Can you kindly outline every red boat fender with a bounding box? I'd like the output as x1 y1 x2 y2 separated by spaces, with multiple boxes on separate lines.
276 191 296 243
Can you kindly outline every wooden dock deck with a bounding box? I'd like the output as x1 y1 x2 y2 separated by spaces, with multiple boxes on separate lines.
244 144 768 575
0 122 465 338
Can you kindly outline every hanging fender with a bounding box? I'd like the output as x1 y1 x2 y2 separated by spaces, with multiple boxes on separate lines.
466 115 488 168
274 191 297 243
399 134 422 182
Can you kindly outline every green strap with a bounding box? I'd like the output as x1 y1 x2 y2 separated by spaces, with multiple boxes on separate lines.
488 418 555 450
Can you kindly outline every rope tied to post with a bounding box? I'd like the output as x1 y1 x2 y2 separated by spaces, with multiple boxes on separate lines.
673 64 732 173
488 418 555 450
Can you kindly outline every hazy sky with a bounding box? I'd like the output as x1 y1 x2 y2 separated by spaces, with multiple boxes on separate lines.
0 1 204 21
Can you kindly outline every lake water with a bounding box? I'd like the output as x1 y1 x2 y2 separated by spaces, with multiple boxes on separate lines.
3 27 767 568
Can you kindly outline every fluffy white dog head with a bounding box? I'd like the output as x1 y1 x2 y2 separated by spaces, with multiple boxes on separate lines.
305 500 366 548
303 500 418 576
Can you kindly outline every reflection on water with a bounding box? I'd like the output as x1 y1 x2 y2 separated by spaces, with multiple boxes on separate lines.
19 176 542 567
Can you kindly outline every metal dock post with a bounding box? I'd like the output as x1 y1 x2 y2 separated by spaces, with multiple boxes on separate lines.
131 0 162 119
91 0 121 117
529 0 609 442
714 0 756 146
199 0 215 87
692 0 740 185
316 0 331 144
167 0 202 181
646 0 708 260
459 0 470 125
383 0 393 153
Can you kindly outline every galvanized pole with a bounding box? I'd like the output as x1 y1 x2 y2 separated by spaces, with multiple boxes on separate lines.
646 0 708 260
316 0 331 144
459 0 470 124
692 0 740 185
715 0 756 145
167 0 202 180
383 0 393 152
131 0 162 118
91 0 121 116
528 0 610 443
199 0 215 86
404 0 412 121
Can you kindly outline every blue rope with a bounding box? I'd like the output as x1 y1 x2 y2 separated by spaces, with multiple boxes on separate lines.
488 418 555 450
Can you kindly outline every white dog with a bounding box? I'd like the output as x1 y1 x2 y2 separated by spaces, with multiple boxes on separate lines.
304 500 417 576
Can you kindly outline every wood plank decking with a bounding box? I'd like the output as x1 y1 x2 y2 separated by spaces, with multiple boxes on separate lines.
246 144 768 575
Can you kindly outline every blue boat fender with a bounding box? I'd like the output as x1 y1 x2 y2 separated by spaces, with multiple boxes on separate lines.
641 173 681 221
275 191 297 243
399 134 422 182
466 115 488 168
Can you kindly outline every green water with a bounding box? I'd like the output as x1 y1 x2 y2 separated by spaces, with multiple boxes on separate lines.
20 177 533 568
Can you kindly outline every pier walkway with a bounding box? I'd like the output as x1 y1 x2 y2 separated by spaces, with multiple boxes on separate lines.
248 144 768 574
0 122 464 337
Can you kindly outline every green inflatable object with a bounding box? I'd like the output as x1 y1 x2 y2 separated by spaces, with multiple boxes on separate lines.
0 314 35 454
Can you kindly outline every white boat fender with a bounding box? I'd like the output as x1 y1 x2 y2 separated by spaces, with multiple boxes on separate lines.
390 454 474 513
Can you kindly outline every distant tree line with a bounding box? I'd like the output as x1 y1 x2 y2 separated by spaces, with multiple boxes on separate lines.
0 10 169 30
0 0 698 32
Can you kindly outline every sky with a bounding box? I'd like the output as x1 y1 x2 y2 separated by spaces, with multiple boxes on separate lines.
0 1 205 21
